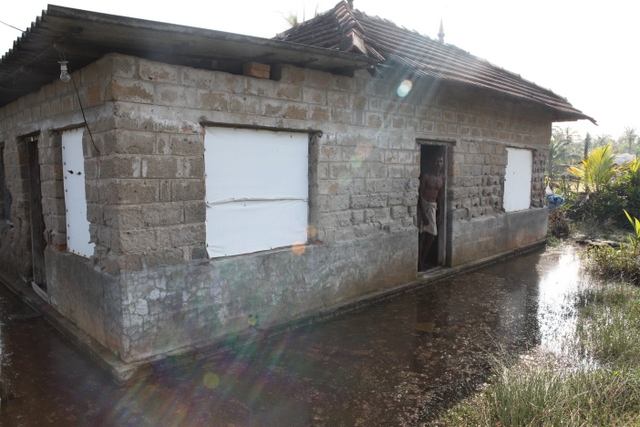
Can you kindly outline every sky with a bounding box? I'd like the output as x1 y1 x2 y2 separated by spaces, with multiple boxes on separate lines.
1 0 637 141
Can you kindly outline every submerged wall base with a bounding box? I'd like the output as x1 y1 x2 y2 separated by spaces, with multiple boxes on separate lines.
450 208 548 266
1 234 546 383
45 232 417 365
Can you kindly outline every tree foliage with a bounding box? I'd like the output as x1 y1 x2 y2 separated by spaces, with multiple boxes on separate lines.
566 144 621 193
548 125 640 231
547 126 582 182
624 209 640 251
625 158 640 187
550 126 640 170
619 126 638 155
592 134 614 150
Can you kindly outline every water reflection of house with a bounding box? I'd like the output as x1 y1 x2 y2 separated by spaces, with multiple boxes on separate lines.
0 2 593 380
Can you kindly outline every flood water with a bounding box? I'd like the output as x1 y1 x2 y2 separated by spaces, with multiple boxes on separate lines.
0 245 584 426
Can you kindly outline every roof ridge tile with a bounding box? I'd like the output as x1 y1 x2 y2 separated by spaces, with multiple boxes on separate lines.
273 1 592 123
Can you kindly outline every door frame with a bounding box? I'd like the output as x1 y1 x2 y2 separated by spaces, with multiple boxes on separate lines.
417 140 454 268
26 135 46 288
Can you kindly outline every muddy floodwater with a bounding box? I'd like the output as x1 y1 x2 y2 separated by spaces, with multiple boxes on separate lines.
0 245 583 426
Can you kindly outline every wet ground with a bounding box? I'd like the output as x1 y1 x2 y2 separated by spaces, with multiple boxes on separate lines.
0 245 583 426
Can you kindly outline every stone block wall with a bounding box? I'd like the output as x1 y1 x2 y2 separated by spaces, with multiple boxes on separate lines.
0 137 31 278
38 131 65 248
0 54 118 279
449 140 506 223
72 55 550 277
0 52 553 364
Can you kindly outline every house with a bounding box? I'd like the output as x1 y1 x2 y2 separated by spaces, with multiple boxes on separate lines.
0 2 593 380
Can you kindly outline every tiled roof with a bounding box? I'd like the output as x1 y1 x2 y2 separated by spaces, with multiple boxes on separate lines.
0 5 378 108
276 1 594 124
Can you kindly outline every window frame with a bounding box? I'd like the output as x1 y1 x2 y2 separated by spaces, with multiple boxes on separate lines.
503 147 533 212
203 127 309 258
61 128 95 258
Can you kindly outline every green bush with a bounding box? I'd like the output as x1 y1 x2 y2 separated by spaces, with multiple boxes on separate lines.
566 144 620 194
561 181 640 230
585 245 640 285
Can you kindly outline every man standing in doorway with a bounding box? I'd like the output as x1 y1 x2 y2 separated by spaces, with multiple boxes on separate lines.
419 155 445 271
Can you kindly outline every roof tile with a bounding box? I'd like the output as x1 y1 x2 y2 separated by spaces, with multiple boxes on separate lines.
276 1 594 123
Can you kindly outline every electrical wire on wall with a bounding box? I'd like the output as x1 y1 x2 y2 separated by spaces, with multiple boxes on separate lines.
58 51 100 156
57 50 104 268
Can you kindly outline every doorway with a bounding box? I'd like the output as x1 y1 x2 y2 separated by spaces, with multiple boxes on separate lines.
418 144 447 271
26 136 46 289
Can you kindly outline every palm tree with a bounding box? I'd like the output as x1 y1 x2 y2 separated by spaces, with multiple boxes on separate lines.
619 126 638 154
547 126 581 182
566 144 620 193
560 126 580 143
593 133 614 149
626 157 640 187
583 132 592 160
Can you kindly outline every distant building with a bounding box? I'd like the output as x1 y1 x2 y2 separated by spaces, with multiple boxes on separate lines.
614 153 635 166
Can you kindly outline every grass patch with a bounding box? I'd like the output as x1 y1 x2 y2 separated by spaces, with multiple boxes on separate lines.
438 358 640 426
571 216 618 240
575 284 640 365
545 234 562 247
584 246 640 285
436 282 640 426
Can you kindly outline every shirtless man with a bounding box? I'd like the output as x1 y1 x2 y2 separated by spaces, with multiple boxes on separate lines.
419 155 445 271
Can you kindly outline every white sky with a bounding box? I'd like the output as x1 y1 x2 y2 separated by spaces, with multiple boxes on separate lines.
1 0 637 141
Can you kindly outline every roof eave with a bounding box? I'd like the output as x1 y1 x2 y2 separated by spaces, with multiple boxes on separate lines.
0 5 379 108
552 111 597 125
384 61 597 125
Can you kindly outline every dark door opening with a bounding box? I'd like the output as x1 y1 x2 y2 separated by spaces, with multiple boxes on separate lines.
418 144 447 271
27 136 46 289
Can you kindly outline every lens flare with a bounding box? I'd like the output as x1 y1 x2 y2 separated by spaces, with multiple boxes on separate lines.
350 141 373 168
354 142 372 159
203 372 220 389
248 314 258 326
292 242 306 255
306 225 317 239
397 79 413 97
